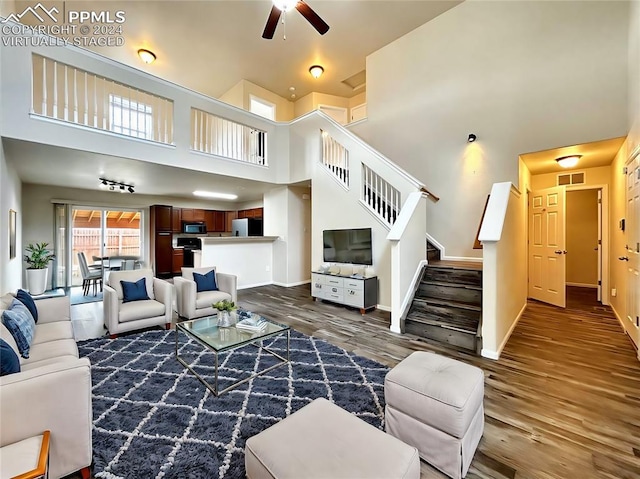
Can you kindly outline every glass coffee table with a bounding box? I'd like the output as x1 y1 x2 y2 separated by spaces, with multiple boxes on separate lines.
175 311 290 396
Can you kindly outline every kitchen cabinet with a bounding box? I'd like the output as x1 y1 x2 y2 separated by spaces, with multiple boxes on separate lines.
182 209 206 222
225 211 237 232
204 210 215 232
181 209 194 221
171 208 182 233
172 249 184 274
205 210 226 232
154 232 173 277
151 205 172 232
237 208 263 219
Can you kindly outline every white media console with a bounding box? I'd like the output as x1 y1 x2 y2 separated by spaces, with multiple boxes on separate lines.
311 272 378 314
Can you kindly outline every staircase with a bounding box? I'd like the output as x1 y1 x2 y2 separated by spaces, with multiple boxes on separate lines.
405 261 482 353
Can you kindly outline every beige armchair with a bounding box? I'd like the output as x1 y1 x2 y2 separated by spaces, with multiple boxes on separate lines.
174 267 237 320
103 269 173 338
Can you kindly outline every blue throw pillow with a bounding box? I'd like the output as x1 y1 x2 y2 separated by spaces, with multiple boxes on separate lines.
120 278 150 303
0 338 20 376
193 270 218 292
16 289 38 323
1 299 36 359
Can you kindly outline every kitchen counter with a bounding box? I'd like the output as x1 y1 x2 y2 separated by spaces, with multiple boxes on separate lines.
199 236 279 244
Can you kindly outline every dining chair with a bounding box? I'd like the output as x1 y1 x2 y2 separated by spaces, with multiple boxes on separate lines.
78 252 103 296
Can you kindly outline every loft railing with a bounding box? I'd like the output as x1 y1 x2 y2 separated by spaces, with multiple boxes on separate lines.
31 54 174 144
321 130 349 187
191 108 267 166
362 163 401 227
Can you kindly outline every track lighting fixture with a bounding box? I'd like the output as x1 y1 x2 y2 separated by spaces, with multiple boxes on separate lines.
99 177 135 194
467 133 477 143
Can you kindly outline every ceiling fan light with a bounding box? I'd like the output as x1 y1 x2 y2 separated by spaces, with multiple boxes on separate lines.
272 0 296 11
309 65 324 79
555 155 581 168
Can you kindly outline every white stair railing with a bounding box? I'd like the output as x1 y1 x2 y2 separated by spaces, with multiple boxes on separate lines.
191 108 267 166
31 54 174 144
321 130 349 187
362 163 401 227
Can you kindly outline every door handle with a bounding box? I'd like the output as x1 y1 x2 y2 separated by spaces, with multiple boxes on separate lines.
554 250 562 254
562 250 567 255
619 256 630 261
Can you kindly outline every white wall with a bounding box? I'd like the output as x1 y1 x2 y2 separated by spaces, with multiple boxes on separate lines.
352 0 629 260
0 140 22 292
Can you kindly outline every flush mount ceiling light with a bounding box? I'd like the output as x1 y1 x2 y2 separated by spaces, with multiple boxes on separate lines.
555 155 581 168
193 190 238 200
99 177 135 194
309 65 324 79
137 48 156 64
467 133 477 143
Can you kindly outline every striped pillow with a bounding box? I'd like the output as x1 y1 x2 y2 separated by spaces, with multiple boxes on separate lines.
1 299 36 359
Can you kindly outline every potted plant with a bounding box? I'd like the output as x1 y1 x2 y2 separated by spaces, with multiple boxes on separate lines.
212 299 237 327
24 242 55 295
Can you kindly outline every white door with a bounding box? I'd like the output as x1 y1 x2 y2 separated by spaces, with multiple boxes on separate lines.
529 186 567 307
624 155 640 347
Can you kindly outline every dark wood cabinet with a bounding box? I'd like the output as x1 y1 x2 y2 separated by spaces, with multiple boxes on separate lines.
182 208 205 222
171 208 182 233
181 209 194 222
172 249 184 274
214 211 226 232
237 208 263 220
151 205 172 232
154 232 173 277
204 210 215 232
225 211 237 232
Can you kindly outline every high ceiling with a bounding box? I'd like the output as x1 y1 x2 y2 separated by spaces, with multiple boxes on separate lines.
12 0 462 100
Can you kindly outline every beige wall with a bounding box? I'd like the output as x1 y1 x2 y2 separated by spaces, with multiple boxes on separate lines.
293 92 350 119
219 80 294 122
0 140 22 293
531 165 612 190
351 0 628 259
566 190 599 286
349 92 366 109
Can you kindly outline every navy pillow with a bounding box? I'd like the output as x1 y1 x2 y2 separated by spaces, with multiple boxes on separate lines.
193 270 218 292
16 289 38 323
120 278 150 303
1 299 36 359
0 338 20 376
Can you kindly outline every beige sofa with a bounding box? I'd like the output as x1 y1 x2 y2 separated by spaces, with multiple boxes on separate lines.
0 293 92 479
175 266 237 320
103 269 173 337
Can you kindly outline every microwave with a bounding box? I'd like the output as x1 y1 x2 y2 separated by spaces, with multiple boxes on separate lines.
182 221 207 234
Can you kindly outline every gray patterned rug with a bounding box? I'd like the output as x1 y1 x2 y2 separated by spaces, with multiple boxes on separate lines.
78 328 389 479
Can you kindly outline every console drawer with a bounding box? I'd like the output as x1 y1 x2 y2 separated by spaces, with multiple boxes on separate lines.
311 273 326 285
343 279 364 290
325 276 344 287
325 286 344 302
311 282 325 298
343 288 364 307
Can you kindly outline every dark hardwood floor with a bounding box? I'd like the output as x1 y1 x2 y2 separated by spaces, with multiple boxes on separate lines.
238 284 640 479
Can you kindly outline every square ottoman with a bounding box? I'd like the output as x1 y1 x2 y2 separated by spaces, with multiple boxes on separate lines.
245 397 420 479
385 352 484 479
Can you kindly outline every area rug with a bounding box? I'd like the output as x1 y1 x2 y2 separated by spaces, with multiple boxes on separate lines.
78 328 390 479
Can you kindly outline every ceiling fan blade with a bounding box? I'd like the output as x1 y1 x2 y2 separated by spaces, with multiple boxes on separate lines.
295 1 329 35
262 5 282 39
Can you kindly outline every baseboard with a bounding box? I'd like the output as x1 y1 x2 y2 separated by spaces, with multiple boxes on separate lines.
237 281 273 290
441 255 483 263
272 280 311 287
377 304 391 312
399 260 427 321
481 302 527 360
610 303 639 351
566 282 597 288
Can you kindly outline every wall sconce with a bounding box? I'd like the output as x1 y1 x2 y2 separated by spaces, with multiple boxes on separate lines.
467 133 477 143
137 48 156 64
309 65 324 79
99 177 135 194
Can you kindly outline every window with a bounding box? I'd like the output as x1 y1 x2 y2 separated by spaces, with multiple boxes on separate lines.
250 95 276 120
109 94 153 139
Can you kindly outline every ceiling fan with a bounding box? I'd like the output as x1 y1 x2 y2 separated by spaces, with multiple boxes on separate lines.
262 0 330 39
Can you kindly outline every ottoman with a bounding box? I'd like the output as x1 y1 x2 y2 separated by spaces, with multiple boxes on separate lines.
245 397 420 479
385 352 484 479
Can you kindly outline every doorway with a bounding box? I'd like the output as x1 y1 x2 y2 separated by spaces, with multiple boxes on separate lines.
566 189 600 298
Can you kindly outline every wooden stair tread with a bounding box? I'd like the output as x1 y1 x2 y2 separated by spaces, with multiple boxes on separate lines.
413 296 482 312
427 260 483 271
405 314 478 334
420 280 482 291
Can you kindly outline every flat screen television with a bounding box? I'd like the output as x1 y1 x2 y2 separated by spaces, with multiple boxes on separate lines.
323 228 373 265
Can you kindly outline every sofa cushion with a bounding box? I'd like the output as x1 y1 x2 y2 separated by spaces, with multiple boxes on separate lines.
21 338 78 366
2 299 36 359
182 266 217 282
32 321 74 345
0 292 15 313
108 269 155 301
121 278 150 303
118 300 166 323
16 289 38 323
0 323 19 355
196 291 232 309
20 354 79 372
193 269 218 292
0 338 20 375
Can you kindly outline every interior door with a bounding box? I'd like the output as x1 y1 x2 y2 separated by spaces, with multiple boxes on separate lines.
625 156 639 347
597 189 602 302
528 186 567 307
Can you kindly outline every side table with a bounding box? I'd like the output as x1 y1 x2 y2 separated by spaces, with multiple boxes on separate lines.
0 430 50 479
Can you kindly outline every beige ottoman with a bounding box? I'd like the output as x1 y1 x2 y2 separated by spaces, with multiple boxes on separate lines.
385 352 484 479
245 397 420 479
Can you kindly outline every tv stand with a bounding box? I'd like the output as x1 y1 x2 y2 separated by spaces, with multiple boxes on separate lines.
311 271 378 314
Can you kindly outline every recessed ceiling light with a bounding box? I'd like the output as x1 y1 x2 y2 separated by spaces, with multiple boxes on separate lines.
137 48 156 64
193 190 238 200
555 155 581 168
289 86 296 91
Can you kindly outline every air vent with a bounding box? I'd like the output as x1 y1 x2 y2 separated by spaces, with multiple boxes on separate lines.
557 171 585 186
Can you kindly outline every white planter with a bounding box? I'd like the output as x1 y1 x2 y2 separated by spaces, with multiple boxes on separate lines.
26 268 48 295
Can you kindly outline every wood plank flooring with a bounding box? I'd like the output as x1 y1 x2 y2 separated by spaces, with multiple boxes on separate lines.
238 285 640 479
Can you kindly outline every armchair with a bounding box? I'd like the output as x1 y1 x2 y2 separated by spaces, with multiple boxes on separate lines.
174 267 237 320
103 269 173 338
